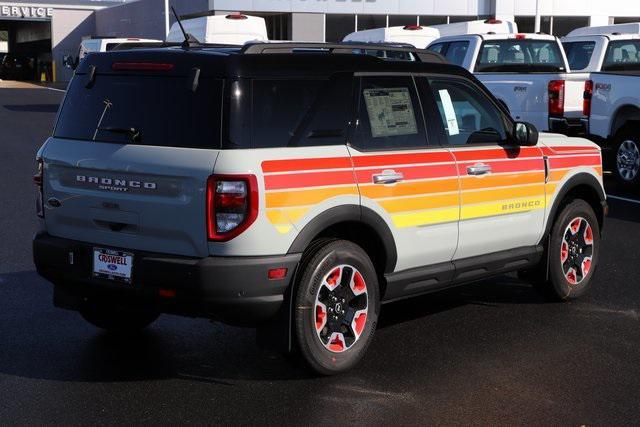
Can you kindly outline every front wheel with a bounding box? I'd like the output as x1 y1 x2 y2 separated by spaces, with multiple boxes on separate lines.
294 239 380 375
534 200 600 301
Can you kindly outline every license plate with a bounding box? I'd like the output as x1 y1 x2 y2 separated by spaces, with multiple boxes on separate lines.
93 248 133 283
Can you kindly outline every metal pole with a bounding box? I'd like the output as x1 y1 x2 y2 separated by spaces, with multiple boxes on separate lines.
164 0 170 37
534 0 541 33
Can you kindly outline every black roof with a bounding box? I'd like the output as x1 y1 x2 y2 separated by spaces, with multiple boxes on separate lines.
76 42 470 80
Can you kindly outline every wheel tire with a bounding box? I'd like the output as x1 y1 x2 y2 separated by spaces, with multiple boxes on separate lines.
535 199 600 301
613 126 640 186
81 300 160 333
294 239 380 375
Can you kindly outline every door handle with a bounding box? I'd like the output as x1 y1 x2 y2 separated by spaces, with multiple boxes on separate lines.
372 170 404 184
467 163 492 176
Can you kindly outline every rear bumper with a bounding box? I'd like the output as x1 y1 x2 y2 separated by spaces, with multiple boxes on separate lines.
548 117 589 136
33 232 301 326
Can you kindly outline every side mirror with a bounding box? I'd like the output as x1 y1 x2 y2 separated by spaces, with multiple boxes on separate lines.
514 122 538 146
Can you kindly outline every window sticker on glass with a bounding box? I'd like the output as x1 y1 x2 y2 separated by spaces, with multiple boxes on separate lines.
363 87 418 138
438 89 460 136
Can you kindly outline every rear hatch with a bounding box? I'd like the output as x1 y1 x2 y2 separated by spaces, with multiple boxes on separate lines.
41 50 225 257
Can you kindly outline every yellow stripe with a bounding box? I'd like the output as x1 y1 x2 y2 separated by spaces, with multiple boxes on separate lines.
391 207 460 228
461 196 546 220
266 186 358 208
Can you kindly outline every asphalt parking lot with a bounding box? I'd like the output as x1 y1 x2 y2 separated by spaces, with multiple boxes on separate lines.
1 87 639 425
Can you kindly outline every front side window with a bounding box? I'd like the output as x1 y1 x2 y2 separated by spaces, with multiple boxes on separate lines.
603 40 640 71
427 77 507 146
353 76 427 151
562 41 596 71
475 39 565 72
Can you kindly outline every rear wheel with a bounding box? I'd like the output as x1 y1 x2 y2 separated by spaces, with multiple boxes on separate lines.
294 239 379 375
613 126 640 186
81 300 160 333
534 200 600 301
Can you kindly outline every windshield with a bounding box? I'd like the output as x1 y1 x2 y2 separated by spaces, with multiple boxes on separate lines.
603 40 640 71
475 39 566 72
562 41 595 71
54 75 223 148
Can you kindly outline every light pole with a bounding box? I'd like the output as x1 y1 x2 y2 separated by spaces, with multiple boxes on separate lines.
534 0 541 33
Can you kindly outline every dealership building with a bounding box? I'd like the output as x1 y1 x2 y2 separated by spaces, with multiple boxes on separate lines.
1 0 640 82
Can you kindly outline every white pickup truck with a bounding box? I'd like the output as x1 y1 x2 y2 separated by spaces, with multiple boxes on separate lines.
427 33 590 135
562 23 640 185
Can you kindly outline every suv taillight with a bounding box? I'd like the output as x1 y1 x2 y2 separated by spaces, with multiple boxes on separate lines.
548 80 565 118
34 158 44 218
206 174 258 241
583 80 593 117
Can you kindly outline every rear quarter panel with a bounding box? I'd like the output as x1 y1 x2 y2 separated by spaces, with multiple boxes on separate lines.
210 146 359 257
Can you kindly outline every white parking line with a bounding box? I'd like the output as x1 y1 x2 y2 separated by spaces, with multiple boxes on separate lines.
608 195 640 205
46 87 66 93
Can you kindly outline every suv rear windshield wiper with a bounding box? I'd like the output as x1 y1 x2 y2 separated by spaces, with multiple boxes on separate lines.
97 126 141 143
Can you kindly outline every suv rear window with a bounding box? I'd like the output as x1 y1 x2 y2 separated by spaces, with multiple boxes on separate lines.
475 39 566 72
54 75 223 149
562 41 595 71
603 40 640 71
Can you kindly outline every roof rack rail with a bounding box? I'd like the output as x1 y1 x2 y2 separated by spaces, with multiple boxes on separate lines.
240 42 446 64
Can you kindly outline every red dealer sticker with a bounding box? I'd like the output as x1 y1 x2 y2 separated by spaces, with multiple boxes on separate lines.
93 248 133 283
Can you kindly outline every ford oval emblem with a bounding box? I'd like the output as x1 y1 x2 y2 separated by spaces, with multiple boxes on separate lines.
107 264 117 271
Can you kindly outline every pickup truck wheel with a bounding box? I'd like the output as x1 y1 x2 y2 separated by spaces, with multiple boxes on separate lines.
81 300 160 333
536 200 600 301
294 239 379 375
614 128 640 185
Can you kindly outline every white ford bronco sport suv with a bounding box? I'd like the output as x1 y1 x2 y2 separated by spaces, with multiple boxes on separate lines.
33 42 606 374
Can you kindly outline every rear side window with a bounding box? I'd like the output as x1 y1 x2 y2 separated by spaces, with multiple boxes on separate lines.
562 41 595 71
249 75 353 149
55 75 222 149
603 40 640 71
352 76 427 151
475 39 566 72
428 43 446 55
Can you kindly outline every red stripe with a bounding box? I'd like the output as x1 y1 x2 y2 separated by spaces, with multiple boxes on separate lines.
355 164 457 183
458 158 545 175
549 155 601 169
262 157 352 173
352 151 454 168
452 147 541 161
265 170 355 190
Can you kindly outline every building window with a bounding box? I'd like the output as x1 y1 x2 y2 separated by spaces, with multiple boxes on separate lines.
357 15 386 31
419 16 448 26
245 12 291 40
514 16 552 34
389 15 418 27
552 17 589 37
614 17 640 24
326 14 356 43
